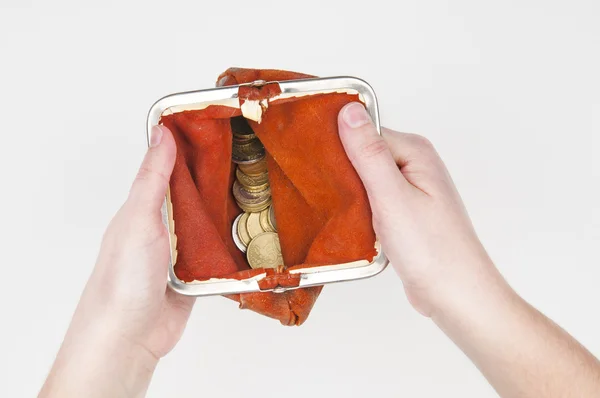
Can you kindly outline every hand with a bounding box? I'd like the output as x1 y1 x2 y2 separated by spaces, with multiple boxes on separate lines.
337 102 494 317
338 103 600 398
40 125 194 397
90 124 194 358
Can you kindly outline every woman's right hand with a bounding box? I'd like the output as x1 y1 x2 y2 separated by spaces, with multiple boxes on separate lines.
337 102 600 398
337 102 496 317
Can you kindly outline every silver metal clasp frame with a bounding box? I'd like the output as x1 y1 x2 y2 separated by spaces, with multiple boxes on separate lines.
249 79 267 87
146 76 388 297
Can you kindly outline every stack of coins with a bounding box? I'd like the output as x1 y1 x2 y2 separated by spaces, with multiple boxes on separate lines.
231 117 271 213
231 206 281 258
230 116 282 269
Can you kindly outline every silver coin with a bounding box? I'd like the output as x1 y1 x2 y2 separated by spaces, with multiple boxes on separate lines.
231 213 247 253
269 204 277 231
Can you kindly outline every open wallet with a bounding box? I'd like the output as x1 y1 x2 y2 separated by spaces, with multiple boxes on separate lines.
153 68 388 325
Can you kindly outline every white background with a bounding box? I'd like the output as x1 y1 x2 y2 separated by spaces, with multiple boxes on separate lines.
1 0 599 397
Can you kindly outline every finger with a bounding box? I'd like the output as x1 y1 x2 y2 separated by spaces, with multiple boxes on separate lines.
381 128 442 169
381 128 450 195
128 125 176 211
338 103 410 207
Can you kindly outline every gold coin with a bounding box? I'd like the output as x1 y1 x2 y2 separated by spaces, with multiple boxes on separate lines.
232 213 247 252
246 212 265 239
236 212 251 246
238 198 272 213
268 205 277 231
232 180 271 205
238 158 268 176
247 232 284 269
259 207 275 232
241 182 270 194
236 167 269 187
232 139 265 164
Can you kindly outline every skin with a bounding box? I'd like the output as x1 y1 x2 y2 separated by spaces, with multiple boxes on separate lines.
40 105 600 397
338 102 600 397
39 126 194 398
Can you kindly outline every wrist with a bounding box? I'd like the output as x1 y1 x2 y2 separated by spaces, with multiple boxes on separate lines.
419 244 513 320
40 308 159 398
398 244 508 319
427 253 517 329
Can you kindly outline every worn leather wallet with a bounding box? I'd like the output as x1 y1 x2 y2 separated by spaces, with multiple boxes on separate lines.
159 68 377 325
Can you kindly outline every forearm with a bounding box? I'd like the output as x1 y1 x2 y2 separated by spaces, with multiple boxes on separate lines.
39 297 159 398
431 259 600 398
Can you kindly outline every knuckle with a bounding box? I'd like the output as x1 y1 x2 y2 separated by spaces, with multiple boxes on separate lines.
135 166 169 186
408 133 434 150
359 137 390 160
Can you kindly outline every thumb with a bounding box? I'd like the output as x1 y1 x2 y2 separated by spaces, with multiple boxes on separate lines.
338 103 408 207
128 125 177 211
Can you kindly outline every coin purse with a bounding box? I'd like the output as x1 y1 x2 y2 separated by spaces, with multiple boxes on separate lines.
147 68 388 325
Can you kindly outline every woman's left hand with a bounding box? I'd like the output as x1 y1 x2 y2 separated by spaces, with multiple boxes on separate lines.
39 125 194 398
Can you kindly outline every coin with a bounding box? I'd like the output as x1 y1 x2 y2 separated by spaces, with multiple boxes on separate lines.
238 158 268 176
236 212 251 246
233 180 271 205
268 205 277 231
259 207 275 233
238 198 272 213
233 131 256 139
246 232 284 269
232 140 265 164
233 133 257 144
236 167 269 187
246 212 265 239
242 182 270 193
232 213 247 252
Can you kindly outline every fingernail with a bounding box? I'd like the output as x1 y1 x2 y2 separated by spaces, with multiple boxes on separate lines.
150 125 164 147
342 102 371 128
